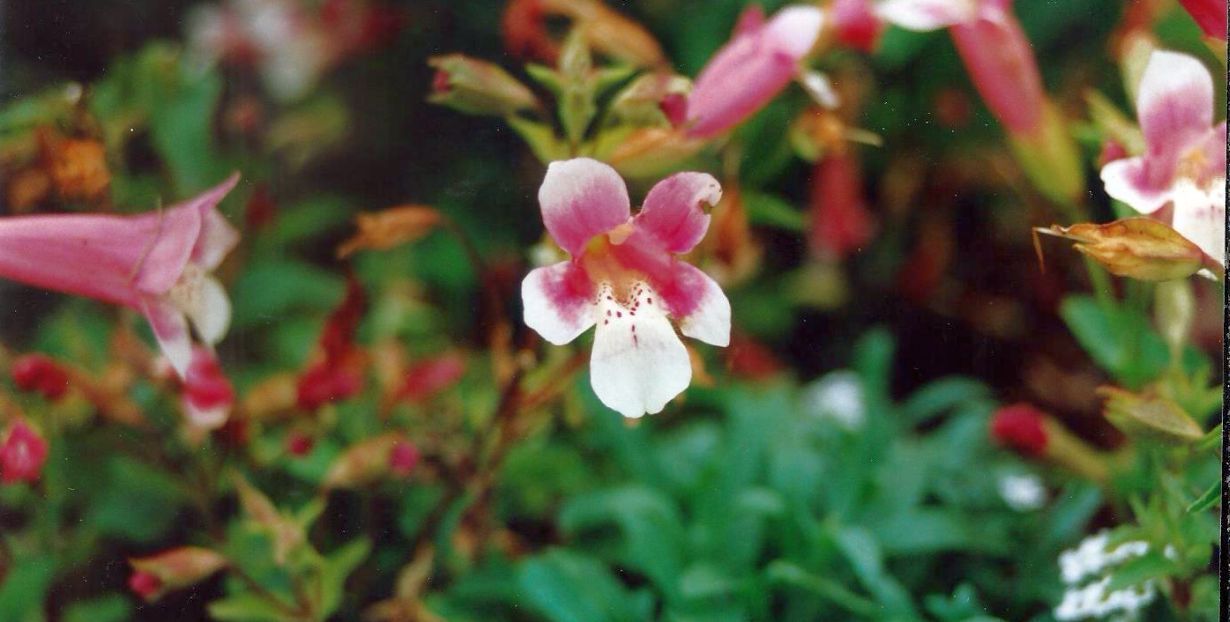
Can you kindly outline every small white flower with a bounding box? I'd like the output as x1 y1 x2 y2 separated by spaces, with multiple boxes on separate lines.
801 370 866 430
1054 576 1156 621
997 472 1046 511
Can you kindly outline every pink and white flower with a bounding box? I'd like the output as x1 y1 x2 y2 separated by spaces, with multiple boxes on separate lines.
521 158 731 418
873 0 1044 135
182 346 236 429
1100 50 1226 265
0 174 241 378
685 4 825 139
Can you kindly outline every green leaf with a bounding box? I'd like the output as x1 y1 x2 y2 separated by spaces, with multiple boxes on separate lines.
766 560 880 617
559 485 685 596
208 593 299 622
516 549 643 622
230 260 346 331
63 595 132 622
1185 480 1220 514
1059 295 1169 387
742 191 805 232
0 556 56 621
833 526 917 617
1106 552 1176 591
900 377 992 425
84 456 189 542
315 538 372 618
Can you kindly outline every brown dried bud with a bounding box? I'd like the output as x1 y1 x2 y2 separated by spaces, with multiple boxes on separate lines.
337 205 442 258
1034 217 1207 281
1097 386 1204 445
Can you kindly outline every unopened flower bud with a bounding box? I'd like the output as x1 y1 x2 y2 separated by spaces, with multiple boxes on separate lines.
389 440 420 477
427 54 539 117
1098 386 1204 445
0 420 48 485
337 204 442 258
286 431 315 457
127 547 228 602
323 434 414 489
11 354 70 401
990 403 1049 457
398 353 466 403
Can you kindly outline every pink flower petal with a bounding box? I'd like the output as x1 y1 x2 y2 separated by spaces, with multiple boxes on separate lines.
832 0 885 52
190 173 242 271
0 205 198 308
732 4 767 38
1100 156 1174 214
0 174 239 307
1178 0 1227 39
589 289 690 418
1198 121 1227 183
675 263 731 347
634 172 722 254
142 296 194 378
686 5 824 138
949 4 1044 134
522 261 596 345
1135 50 1214 181
876 0 976 31
538 159 631 255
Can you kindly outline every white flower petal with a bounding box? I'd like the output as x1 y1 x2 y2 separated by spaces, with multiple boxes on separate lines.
1170 178 1226 265
876 0 976 31
188 275 232 345
677 264 731 347
522 261 596 346
590 285 691 418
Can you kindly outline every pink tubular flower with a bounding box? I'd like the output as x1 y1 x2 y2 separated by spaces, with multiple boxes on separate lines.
521 158 731 418
1100 50 1226 265
809 152 876 259
182 347 235 429
0 420 48 484
831 0 884 52
685 4 825 139
0 175 240 379
1178 0 1227 39
875 0 1043 134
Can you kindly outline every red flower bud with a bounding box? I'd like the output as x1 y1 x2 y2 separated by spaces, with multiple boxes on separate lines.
127 571 162 600
286 432 315 457
11 354 69 401
388 440 419 477
990 403 1049 456
296 363 363 411
0 420 48 484
831 0 883 53
398 353 466 403
658 93 688 128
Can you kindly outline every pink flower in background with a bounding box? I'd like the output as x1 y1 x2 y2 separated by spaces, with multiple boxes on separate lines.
685 4 825 139
1178 0 1227 39
809 152 876 259
182 347 235 429
0 174 241 378
1100 50 1226 265
875 0 1044 135
188 0 401 101
0 420 48 485
831 0 883 52
522 158 730 418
